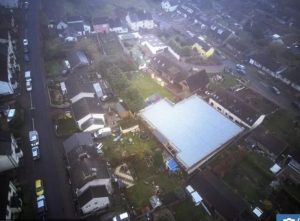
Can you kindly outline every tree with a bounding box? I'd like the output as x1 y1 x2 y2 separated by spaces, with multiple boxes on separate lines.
123 88 144 113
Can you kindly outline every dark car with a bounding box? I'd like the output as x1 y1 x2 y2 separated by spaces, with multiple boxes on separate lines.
24 45 29 53
24 53 30 62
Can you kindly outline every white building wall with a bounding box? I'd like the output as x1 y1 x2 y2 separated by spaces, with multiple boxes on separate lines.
81 197 110 214
77 179 112 196
70 92 95 104
209 98 251 128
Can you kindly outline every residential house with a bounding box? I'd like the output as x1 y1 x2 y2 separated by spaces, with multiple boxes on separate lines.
56 21 68 30
278 158 300 185
72 97 105 132
279 67 300 92
208 89 266 129
126 8 154 31
92 17 110 33
108 18 128 34
189 170 247 221
66 51 89 72
63 136 112 198
0 33 18 96
161 0 179 12
64 72 106 132
149 54 186 86
180 70 209 94
209 25 232 43
191 37 214 59
67 16 91 37
249 54 287 78
0 131 23 173
0 0 19 8
0 173 22 220
140 34 168 55
112 102 130 119
78 185 109 214
246 126 288 161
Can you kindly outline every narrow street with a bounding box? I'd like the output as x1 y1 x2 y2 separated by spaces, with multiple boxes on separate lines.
18 0 77 219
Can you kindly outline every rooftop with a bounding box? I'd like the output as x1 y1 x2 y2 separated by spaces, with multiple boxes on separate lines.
185 70 209 93
141 34 167 48
150 54 187 83
72 97 105 122
0 43 8 83
140 95 243 171
67 51 89 70
250 54 283 72
67 145 110 190
209 88 261 126
248 126 288 158
92 17 109 25
63 132 94 154
78 185 108 207
189 170 247 221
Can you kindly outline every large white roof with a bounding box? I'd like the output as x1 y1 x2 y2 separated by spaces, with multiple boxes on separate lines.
141 95 243 169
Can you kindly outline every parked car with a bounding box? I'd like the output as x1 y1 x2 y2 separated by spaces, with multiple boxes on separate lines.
36 195 47 215
29 130 39 147
32 146 40 160
24 1 29 9
23 39 28 46
35 179 44 196
236 64 245 70
93 127 112 138
26 80 32 91
24 53 30 62
24 45 29 53
271 86 281 95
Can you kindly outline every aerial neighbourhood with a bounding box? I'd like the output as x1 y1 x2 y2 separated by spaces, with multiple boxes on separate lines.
0 0 299 220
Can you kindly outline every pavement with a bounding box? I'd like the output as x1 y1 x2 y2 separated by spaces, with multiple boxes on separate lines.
18 0 77 219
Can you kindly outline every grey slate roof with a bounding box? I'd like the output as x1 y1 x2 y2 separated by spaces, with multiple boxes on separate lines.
92 17 109 25
189 170 246 221
0 44 8 82
78 185 108 207
63 132 93 154
185 70 209 93
67 51 89 70
72 97 104 122
67 145 110 190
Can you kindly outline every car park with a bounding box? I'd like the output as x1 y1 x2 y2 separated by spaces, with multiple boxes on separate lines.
35 179 44 196
32 146 40 160
36 195 47 215
26 80 32 91
29 130 39 146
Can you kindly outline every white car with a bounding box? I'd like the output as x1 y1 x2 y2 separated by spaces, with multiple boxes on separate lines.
23 39 28 46
236 64 245 70
32 146 40 160
37 195 47 215
26 80 32 91
29 130 39 147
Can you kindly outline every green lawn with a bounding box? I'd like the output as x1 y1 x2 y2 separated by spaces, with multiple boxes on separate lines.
56 117 79 137
208 72 239 90
45 60 61 78
222 150 273 204
171 200 218 221
130 74 174 100
102 131 183 208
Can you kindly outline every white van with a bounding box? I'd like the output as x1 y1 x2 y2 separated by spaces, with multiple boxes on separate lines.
93 127 112 138
25 71 31 82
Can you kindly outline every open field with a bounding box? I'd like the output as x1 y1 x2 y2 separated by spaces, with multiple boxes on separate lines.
130 74 174 100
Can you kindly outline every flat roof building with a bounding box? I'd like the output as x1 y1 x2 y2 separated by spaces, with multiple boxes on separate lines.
140 95 243 173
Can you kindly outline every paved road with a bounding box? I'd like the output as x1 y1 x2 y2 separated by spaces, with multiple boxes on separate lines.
154 10 300 115
20 0 76 219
